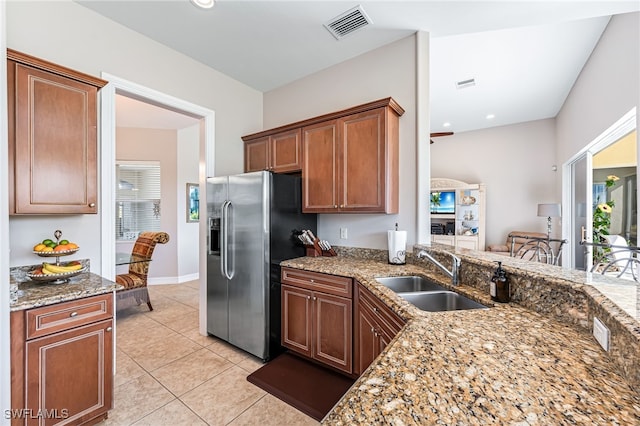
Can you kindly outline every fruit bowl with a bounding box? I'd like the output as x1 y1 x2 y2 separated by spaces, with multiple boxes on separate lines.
33 247 80 257
27 266 87 283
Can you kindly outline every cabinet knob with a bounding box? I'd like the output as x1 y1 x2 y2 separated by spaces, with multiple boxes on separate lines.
312 296 317 301
371 327 375 333
106 327 113 332
307 296 311 300
89 203 96 207
310 279 314 283
339 204 344 208
373 307 378 312
334 205 338 209
70 312 78 317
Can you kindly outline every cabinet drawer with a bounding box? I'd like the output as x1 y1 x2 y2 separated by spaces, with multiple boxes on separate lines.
281 267 352 298
357 284 405 337
26 293 113 340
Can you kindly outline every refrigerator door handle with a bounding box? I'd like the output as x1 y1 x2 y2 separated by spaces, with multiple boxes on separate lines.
222 200 235 280
225 200 235 279
220 200 229 278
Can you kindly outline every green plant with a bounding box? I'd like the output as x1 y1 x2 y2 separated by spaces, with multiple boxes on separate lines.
592 175 619 264
430 192 441 207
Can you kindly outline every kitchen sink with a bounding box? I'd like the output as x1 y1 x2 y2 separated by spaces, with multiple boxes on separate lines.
375 276 447 293
399 291 487 312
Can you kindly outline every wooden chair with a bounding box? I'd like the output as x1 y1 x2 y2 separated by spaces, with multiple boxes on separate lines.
115 231 170 311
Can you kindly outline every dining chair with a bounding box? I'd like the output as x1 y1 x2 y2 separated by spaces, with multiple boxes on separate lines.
115 231 170 311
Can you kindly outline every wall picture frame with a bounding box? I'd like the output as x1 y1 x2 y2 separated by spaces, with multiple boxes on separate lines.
187 183 199 222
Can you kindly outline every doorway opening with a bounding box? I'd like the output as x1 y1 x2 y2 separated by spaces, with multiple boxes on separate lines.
562 108 637 272
100 74 215 335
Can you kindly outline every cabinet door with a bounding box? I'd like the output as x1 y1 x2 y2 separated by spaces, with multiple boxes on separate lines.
457 236 478 250
313 292 352 374
271 129 302 173
244 136 270 172
281 284 313 358
13 63 98 214
25 319 113 426
432 234 455 246
302 120 339 212
338 108 387 212
355 301 378 375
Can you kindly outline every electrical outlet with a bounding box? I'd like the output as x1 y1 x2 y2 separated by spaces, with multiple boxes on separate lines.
593 317 610 351
340 227 348 239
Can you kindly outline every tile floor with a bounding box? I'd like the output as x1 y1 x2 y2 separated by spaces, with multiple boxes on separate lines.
102 281 318 426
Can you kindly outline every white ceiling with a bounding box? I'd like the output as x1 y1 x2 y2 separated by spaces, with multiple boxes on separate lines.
81 1 640 133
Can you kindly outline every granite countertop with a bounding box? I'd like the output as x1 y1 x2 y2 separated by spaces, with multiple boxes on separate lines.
10 260 121 312
280 256 640 424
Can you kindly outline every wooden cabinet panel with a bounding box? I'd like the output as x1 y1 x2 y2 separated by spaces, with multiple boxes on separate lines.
26 293 112 339
339 109 386 212
244 137 269 172
314 292 352 373
354 282 405 375
281 268 353 375
25 319 113 426
271 129 302 173
281 267 352 298
243 129 302 173
7 49 105 215
281 284 313 358
302 121 338 212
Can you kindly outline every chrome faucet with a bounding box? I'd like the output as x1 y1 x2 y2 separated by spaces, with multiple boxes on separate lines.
416 250 461 286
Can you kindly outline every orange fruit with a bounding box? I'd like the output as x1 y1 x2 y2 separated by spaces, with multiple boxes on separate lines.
67 243 79 250
53 245 68 252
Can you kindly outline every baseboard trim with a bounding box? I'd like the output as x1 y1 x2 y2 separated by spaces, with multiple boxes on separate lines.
148 273 199 285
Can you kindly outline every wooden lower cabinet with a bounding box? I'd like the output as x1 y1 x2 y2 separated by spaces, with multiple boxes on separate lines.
10 294 114 426
281 268 353 374
354 282 405 375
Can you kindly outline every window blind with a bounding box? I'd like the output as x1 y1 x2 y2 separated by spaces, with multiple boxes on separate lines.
116 162 161 240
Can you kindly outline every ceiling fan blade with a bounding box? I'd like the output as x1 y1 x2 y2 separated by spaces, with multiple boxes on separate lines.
430 139 434 144
430 132 454 137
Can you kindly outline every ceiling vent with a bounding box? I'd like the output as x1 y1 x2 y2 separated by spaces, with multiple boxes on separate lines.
324 5 372 40
455 78 476 89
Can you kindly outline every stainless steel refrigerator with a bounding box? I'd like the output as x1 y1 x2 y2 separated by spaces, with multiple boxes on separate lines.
206 171 317 361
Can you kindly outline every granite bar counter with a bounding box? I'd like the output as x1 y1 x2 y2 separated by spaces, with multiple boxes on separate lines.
281 251 640 425
10 260 121 311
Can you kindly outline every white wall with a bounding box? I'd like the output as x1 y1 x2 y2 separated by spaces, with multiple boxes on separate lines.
264 35 419 249
431 119 558 246
556 12 639 165
6 0 262 270
177 124 200 281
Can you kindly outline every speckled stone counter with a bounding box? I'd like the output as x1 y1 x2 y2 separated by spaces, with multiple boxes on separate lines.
281 254 640 424
10 260 121 311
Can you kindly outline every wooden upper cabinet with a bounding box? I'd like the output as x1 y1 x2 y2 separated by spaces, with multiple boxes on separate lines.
242 98 403 214
243 129 302 173
302 120 339 212
303 101 402 214
7 49 107 215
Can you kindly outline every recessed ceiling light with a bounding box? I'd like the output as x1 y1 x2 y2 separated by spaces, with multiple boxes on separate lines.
486 114 495 120
443 122 451 127
190 0 215 9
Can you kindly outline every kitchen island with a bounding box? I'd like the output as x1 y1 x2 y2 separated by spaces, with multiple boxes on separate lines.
281 248 640 424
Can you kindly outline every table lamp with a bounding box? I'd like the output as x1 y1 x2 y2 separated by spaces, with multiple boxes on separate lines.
537 203 561 239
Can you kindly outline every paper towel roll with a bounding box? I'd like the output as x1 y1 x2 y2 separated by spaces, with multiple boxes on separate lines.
387 230 407 265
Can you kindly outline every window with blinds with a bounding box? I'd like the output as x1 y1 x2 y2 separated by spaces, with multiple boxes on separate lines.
116 162 161 241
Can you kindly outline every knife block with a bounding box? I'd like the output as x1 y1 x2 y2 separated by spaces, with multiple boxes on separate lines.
305 245 321 257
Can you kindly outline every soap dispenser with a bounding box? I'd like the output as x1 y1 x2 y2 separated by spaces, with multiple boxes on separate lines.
490 261 510 303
